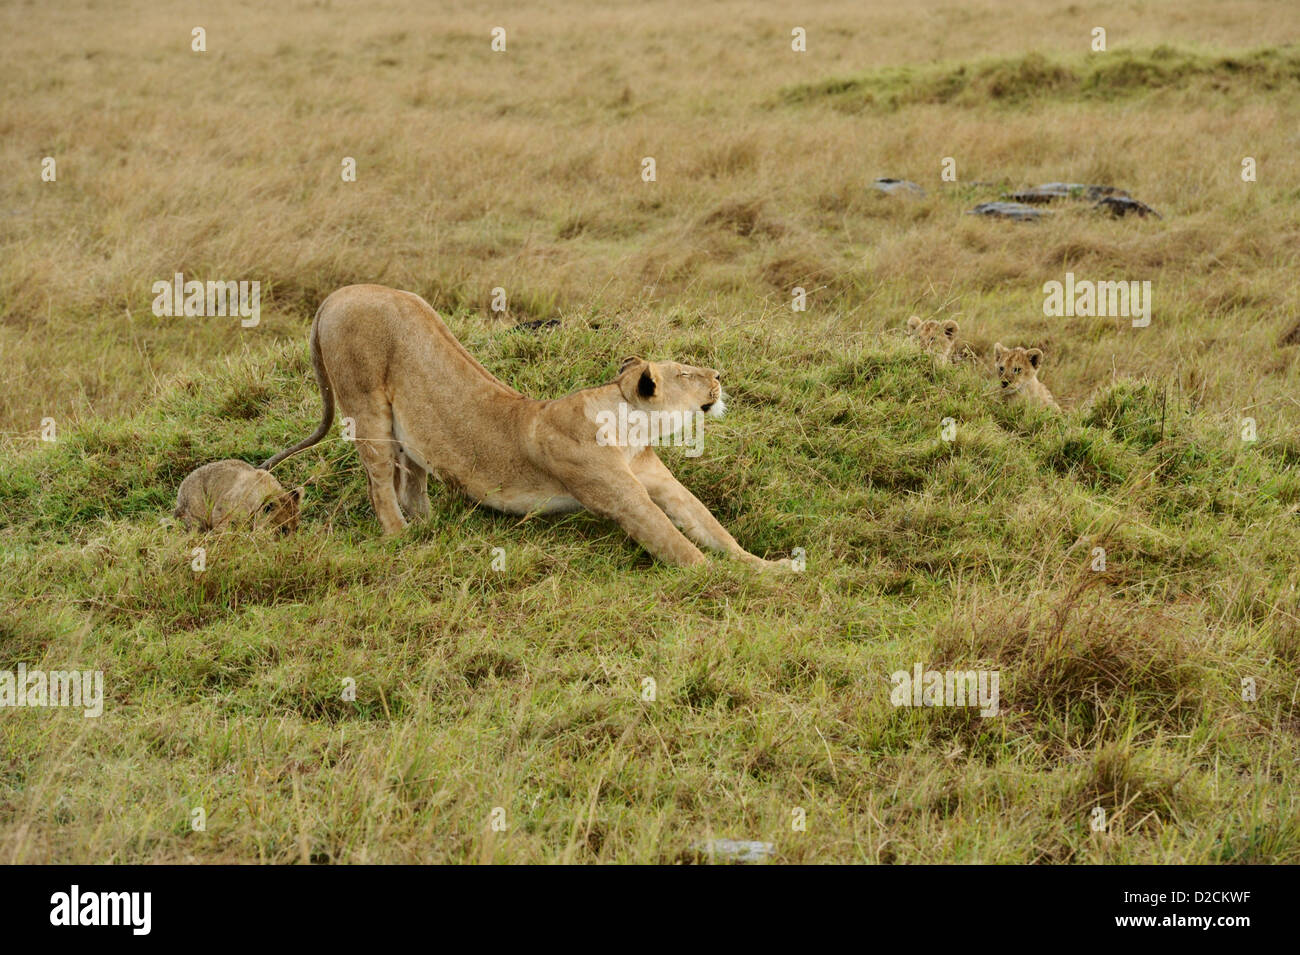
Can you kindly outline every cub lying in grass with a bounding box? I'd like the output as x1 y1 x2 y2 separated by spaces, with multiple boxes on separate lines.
262 284 788 569
906 315 959 361
992 343 1061 410
174 459 301 533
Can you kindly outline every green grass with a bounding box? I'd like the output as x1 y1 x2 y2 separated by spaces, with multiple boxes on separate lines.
3 327 1297 862
781 44 1300 111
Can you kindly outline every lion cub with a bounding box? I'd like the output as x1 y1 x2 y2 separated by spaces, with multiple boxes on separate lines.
174 459 301 533
992 343 1060 410
906 316 959 361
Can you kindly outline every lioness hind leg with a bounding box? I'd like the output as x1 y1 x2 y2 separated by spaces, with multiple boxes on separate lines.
395 450 431 520
349 408 408 535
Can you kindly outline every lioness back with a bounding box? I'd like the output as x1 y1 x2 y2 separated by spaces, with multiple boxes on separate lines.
314 285 558 508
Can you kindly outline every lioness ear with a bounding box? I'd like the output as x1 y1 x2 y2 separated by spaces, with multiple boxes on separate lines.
619 355 643 374
906 315 921 332
1026 348 1043 369
942 320 958 338
637 367 658 398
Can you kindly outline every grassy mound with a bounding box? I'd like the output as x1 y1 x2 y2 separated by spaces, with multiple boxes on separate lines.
3 328 1297 863
781 45 1300 111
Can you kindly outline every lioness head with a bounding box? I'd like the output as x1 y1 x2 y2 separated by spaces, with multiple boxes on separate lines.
906 315 959 359
257 486 302 535
617 356 725 419
992 343 1044 394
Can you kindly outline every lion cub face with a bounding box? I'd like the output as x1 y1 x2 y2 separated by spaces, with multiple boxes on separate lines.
174 459 301 534
992 343 1043 393
906 316 959 360
991 343 1062 412
617 356 725 419
258 485 302 534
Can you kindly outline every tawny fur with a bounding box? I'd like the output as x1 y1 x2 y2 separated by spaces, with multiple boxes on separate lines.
992 342 1061 410
906 315 959 361
262 284 789 569
174 459 301 533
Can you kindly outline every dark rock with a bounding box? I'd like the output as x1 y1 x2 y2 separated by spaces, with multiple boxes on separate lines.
966 201 1050 221
1094 196 1162 219
1006 182 1130 203
871 177 926 197
1280 318 1300 347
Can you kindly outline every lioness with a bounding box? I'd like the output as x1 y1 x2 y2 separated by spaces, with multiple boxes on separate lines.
174 459 301 533
992 343 1061 410
263 285 789 569
906 316 959 361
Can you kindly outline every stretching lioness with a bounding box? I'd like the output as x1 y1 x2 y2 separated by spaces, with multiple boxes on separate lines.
174 459 301 533
263 284 788 569
992 343 1061 410
906 315 959 361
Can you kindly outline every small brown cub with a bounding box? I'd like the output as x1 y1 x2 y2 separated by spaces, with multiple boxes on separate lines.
906 316 960 361
992 343 1061 410
174 459 301 533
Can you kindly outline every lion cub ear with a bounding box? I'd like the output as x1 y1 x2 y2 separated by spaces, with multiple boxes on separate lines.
993 342 1005 360
1026 348 1043 369
906 315 921 333
942 320 958 338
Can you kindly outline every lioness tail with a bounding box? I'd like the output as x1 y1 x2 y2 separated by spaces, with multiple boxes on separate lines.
261 303 335 471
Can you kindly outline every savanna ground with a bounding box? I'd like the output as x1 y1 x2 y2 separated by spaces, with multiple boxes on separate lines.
1 0 1299 863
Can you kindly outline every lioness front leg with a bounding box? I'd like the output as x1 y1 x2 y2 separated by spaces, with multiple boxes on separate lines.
632 451 790 570
350 411 408 535
395 450 431 520
551 459 707 567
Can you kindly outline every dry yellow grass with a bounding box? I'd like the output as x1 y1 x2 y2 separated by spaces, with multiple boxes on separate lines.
3 0 1298 432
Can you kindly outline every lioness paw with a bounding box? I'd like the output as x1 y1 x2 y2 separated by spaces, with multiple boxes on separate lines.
738 554 796 572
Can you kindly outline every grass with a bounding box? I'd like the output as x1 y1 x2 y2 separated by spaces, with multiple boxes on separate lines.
1 0 1298 863
780 45 1300 111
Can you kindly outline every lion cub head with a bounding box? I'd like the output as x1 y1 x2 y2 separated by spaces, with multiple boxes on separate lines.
617 356 725 419
257 484 302 534
906 316 959 360
992 343 1045 395
174 459 302 534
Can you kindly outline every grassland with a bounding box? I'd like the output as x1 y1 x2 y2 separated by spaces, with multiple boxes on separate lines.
1 0 1298 863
